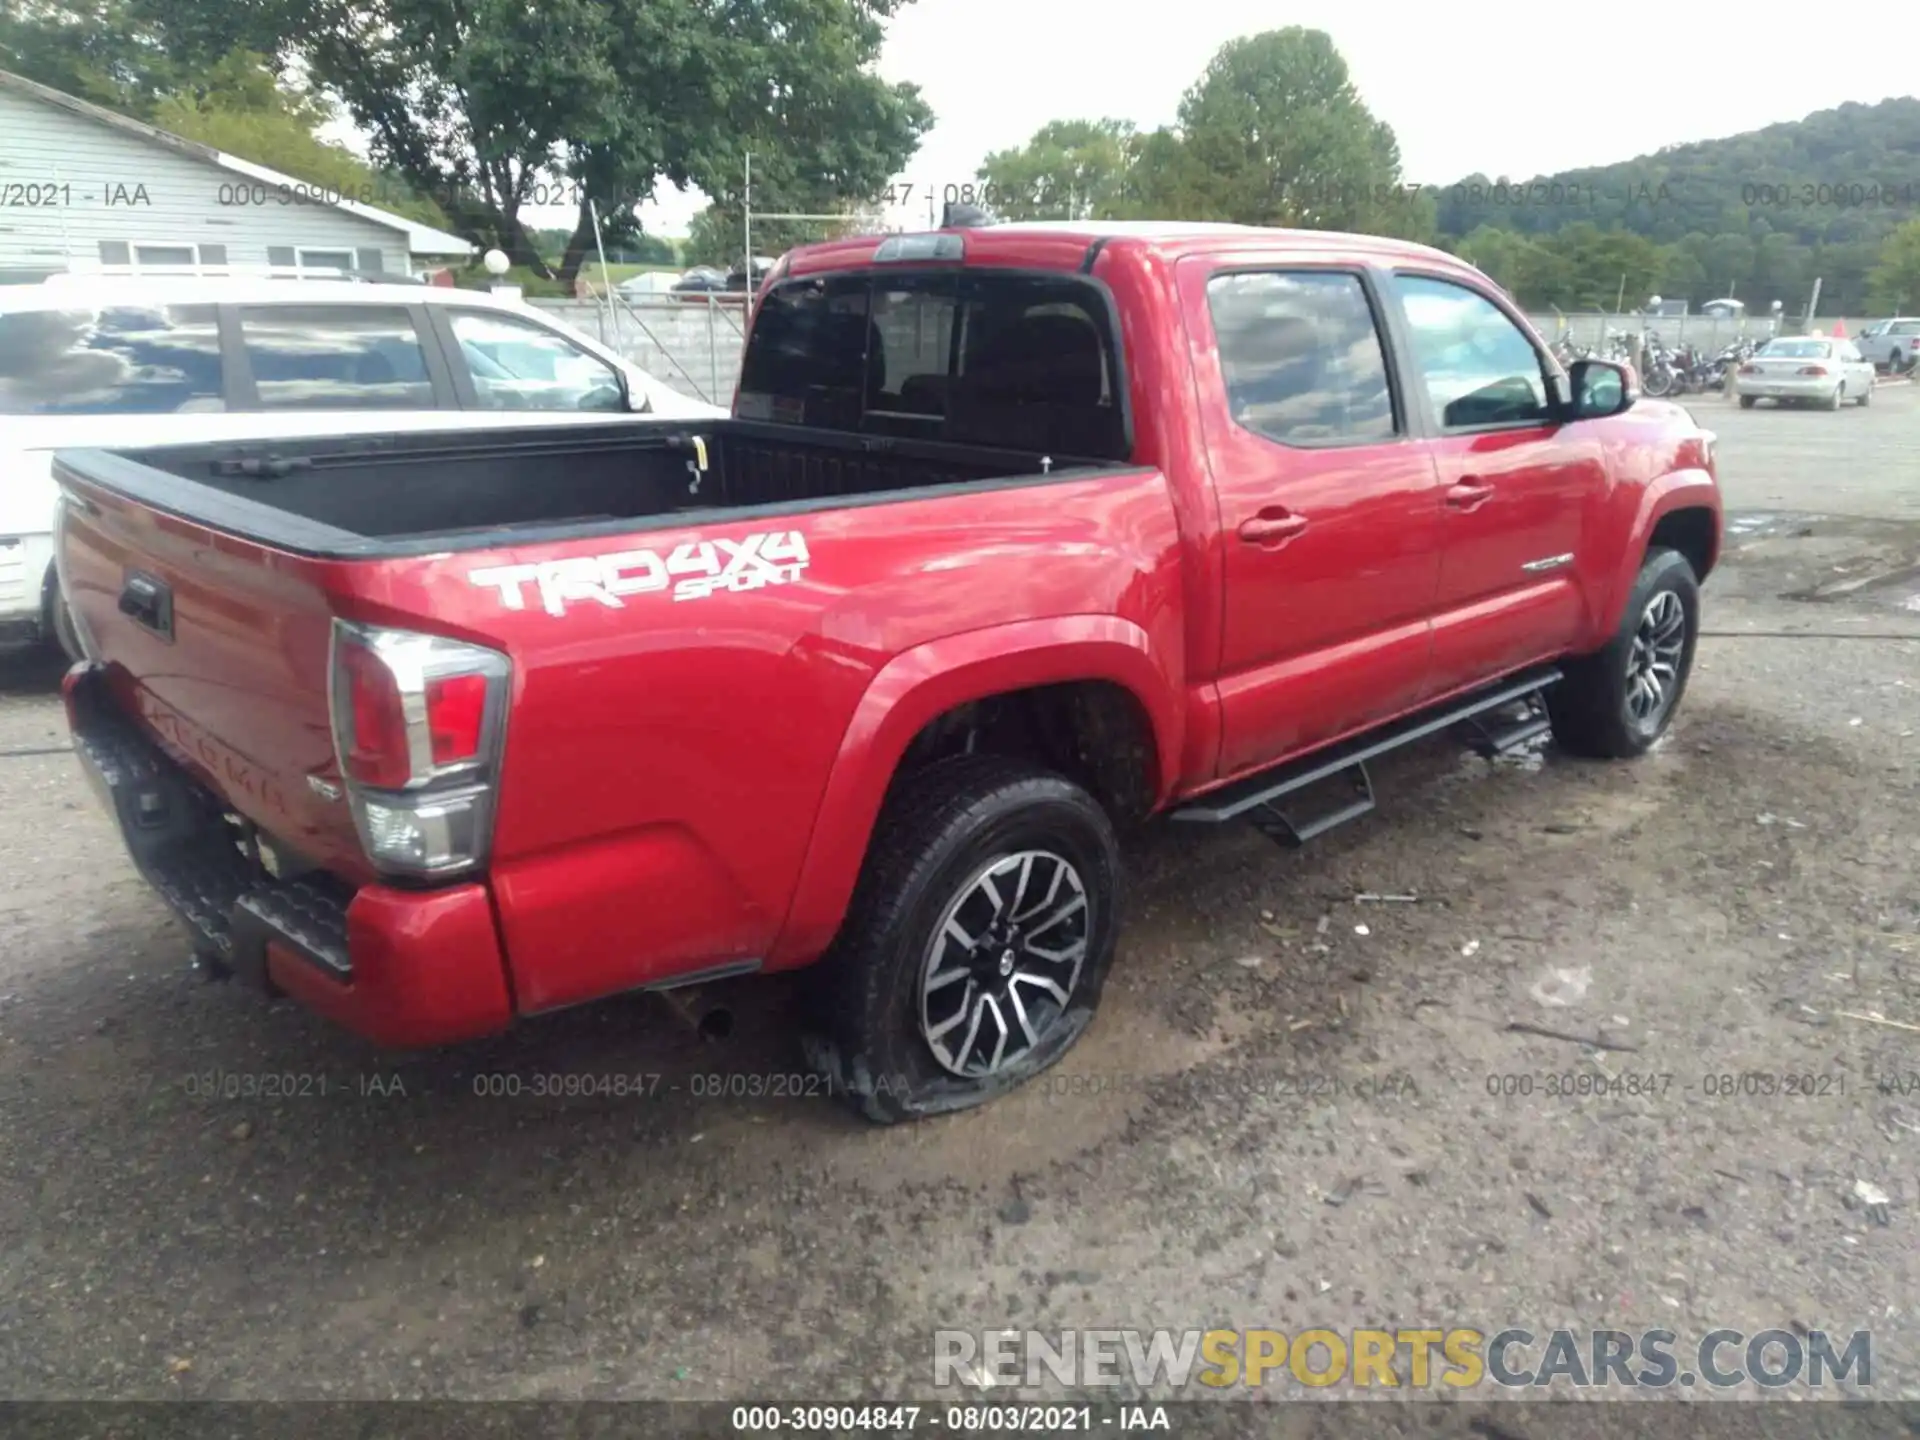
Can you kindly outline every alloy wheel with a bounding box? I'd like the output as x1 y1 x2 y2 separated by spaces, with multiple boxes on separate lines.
918 850 1090 1078
1625 591 1687 728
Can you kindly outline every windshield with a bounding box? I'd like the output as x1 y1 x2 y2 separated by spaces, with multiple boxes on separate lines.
1758 340 1832 359
735 268 1128 460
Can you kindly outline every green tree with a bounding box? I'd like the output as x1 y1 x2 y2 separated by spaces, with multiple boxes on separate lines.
1110 127 1215 220
976 119 1136 221
0 0 177 110
1167 28 1410 235
1867 218 1920 312
3 0 933 280
300 0 931 283
150 51 450 229
1541 224 1668 310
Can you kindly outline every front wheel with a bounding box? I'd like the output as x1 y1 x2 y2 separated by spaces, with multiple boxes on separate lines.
1548 548 1700 759
804 755 1121 1124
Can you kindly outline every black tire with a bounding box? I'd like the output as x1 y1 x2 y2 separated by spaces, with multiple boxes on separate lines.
803 754 1121 1124
41 566 83 665
1738 395 1757 409
1547 548 1700 760
1825 384 1844 411
1857 384 1871 407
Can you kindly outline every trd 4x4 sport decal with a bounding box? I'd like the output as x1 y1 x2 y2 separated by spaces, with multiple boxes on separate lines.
469 531 810 616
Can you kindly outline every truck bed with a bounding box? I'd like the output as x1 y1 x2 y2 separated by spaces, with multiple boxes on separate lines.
55 420 1099 558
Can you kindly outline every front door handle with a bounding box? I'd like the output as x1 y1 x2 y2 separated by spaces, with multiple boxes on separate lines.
1238 510 1310 546
1445 478 1495 511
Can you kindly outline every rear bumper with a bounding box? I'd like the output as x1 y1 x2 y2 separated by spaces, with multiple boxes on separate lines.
1734 377 1839 399
64 664 514 1048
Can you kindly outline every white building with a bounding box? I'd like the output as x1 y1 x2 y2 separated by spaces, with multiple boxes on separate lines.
0 69 473 280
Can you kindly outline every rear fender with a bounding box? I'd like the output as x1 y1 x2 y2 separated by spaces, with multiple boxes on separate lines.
765 615 1183 969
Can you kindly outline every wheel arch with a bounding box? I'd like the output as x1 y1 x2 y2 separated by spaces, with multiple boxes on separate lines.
765 616 1183 969
1596 472 1720 641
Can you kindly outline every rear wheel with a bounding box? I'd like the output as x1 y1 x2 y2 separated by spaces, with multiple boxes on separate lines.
1548 548 1700 760
804 755 1121 1124
1857 383 1872 407
1738 395 1757 409
1825 383 1844 410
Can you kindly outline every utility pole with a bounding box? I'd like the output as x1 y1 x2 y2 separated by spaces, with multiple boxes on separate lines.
742 151 752 317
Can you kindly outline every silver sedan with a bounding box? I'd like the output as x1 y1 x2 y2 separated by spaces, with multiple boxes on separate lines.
1734 337 1877 409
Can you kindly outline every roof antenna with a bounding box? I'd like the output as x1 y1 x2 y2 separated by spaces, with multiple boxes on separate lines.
942 201 994 229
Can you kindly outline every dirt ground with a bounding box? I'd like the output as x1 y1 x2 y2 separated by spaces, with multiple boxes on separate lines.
1 386 1917 1423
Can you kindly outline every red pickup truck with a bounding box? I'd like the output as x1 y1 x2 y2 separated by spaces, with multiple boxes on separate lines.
54 222 1721 1122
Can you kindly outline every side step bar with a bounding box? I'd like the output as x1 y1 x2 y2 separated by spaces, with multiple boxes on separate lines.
1171 666 1561 847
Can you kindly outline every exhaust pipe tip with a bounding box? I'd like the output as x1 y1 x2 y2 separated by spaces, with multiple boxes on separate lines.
657 984 735 1043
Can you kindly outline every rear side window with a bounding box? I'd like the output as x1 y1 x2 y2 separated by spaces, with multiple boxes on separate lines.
1207 271 1395 445
0 306 224 415
736 270 1126 460
238 305 435 409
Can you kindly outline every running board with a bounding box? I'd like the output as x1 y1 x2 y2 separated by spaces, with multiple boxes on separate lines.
1171 666 1562 846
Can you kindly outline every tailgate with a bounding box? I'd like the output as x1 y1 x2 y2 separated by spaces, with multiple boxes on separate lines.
57 472 369 880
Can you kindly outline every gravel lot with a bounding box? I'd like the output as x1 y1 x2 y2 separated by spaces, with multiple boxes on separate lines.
2 385 1918 1424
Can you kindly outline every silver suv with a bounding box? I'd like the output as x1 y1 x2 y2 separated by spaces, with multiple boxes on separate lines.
1855 318 1920 373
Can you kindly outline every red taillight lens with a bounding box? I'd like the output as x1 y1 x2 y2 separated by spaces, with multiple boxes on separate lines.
1909 338 1918 349
338 638 412 788
1798 365 1828 376
426 673 489 766
1738 364 1759 375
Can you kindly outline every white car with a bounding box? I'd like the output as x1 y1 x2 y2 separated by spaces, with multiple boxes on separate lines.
0 276 725 657
1733 337 1877 410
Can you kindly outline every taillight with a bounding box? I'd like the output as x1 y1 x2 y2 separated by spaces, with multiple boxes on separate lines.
1798 365 1828 376
328 621 510 878
426 673 489 766
1738 364 1760 375
338 639 412 787
1909 337 1919 349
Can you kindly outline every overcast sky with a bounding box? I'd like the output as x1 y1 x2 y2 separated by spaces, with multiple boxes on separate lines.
558 0 1920 240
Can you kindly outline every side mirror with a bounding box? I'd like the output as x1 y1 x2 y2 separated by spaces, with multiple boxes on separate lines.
617 369 651 412
1566 358 1636 419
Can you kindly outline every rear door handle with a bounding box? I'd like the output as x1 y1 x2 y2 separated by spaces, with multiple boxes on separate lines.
1445 478 1495 511
118 571 174 641
1238 510 1310 546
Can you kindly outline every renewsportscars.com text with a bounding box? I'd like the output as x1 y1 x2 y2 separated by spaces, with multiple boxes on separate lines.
932 1327 1871 1390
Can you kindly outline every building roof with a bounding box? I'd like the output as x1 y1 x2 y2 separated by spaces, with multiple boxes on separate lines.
0 68 474 258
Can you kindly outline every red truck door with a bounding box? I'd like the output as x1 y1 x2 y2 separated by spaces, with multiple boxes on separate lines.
1178 259 1444 778
1384 271 1603 692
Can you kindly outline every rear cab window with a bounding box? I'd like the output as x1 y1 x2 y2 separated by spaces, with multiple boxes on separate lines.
735 269 1128 461
0 305 224 414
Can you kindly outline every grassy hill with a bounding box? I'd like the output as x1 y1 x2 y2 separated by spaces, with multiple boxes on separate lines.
1434 97 1920 313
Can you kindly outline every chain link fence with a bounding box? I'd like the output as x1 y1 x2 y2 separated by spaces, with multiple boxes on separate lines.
530 293 751 407
1525 311 1848 350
